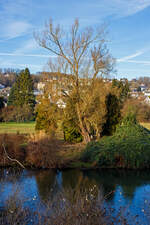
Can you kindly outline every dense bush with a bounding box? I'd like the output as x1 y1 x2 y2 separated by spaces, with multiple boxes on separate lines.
35 96 59 136
81 114 150 169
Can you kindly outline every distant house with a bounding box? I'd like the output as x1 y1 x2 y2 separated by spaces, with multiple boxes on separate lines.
144 91 150 97
37 82 45 91
120 78 128 83
145 96 150 104
130 92 139 98
140 83 147 92
0 87 11 99
0 84 5 89
130 87 137 92
33 90 42 96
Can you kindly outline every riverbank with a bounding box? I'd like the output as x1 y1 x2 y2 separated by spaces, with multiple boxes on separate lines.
1 119 150 169
0 133 85 169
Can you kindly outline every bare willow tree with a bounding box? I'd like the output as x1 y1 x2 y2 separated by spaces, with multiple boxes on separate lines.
35 19 114 143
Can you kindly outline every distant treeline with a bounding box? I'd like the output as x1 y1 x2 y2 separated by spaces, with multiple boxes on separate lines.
0 68 41 88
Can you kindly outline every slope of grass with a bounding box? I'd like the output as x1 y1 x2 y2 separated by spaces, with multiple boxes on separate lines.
0 122 35 134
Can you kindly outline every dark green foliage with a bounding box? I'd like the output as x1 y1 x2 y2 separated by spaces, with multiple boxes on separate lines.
62 92 83 143
112 79 130 103
8 68 35 109
0 96 4 110
81 114 150 169
7 68 35 121
0 96 5 121
7 85 16 106
102 93 121 136
62 120 83 143
101 79 130 136
137 86 141 92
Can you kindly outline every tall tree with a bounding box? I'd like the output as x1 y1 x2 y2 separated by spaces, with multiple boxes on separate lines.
35 19 114 143
102 93 121 136
8 68 35 110
112 79 130 103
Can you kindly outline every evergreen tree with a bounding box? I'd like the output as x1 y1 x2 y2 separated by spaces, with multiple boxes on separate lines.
102 93 121 136
112 79 130 103
7 68 35 121
7 85 16 106
8 68 35 110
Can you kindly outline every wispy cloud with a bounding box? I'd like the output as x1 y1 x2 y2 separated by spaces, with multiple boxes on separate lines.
113 0 150 17
0 60 43 71
117 48 150 66
85 0 150 20
0 21 33 41
0 52 54 58
127 60 150 65
117 50 146 62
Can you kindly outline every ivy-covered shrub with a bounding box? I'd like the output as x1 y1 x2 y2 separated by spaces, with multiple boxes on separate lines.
81 114 150 169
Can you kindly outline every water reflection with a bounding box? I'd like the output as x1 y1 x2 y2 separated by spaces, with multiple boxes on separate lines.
1 168 150 223
35 170 58 201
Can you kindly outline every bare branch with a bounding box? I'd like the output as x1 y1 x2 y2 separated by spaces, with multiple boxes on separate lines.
2 143 25 169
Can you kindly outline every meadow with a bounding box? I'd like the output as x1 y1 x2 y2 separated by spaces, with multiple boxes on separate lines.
0 121 149 134
0 122 35 134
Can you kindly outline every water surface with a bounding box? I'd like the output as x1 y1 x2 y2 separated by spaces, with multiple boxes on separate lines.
0 168 150 224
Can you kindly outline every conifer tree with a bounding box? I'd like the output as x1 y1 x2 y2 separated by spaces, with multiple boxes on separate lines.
8 68 35 112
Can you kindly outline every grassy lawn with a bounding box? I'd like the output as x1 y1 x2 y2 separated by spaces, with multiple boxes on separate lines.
0 121 150 136
0 122 35 134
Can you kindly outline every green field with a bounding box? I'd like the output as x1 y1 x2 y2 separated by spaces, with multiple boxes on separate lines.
0 122 149 135
0 122 35 134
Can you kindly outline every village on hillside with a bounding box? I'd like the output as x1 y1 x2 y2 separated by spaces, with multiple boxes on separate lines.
1 70 150 108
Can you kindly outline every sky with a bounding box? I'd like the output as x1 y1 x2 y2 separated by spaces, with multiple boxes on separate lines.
0 0 150 80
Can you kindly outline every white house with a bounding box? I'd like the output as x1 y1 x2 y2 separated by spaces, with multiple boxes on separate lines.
0 84 5 89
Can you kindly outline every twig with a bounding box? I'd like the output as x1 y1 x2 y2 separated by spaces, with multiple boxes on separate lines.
2 143 25 169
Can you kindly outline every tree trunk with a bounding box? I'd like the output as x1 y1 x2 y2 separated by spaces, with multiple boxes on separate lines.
81 128 91 143
76 103 91 144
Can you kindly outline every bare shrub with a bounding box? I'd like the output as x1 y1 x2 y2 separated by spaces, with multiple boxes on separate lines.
26 133 62 168
0 134 26 167
122 98 150 122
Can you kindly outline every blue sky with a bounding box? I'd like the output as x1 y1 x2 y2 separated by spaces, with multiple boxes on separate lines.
0 0 150 80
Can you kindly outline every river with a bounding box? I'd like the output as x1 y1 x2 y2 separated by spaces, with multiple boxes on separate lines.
0 168 150 224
